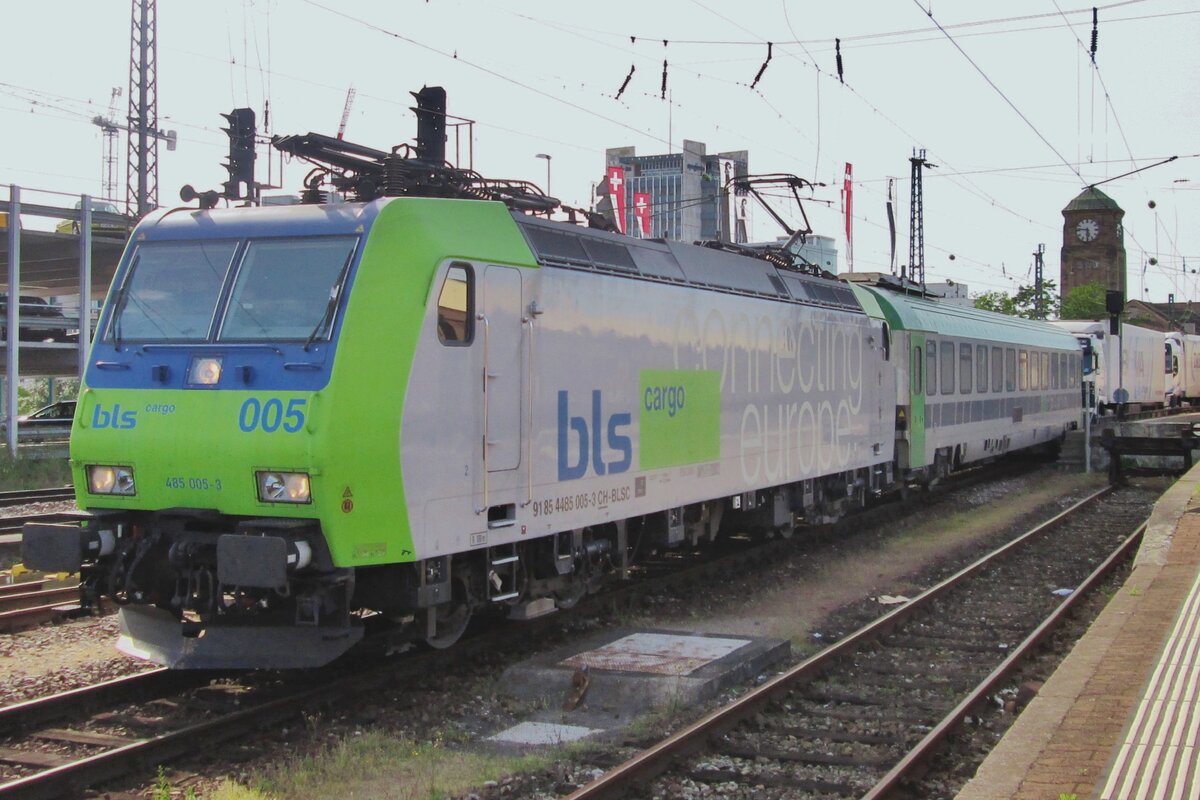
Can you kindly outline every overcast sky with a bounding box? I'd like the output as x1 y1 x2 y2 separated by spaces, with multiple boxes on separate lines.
4 0 1198 305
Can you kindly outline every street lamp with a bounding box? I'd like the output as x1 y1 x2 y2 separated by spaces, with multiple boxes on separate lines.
535 153 552 196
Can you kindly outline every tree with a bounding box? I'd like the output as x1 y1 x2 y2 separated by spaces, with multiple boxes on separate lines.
1060 281 1109 320
973 280 1058 319
973 291 1016 316
1012 280 1059 319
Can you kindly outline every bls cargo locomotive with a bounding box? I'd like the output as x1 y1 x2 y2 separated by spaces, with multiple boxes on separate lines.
23 97 1083 669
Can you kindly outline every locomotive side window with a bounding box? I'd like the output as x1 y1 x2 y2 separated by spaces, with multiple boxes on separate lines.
991 346 1003 392
976 345 988 393
940 339 955 395
959 344 973 394
437 264 474 345
926 342 937 396
108 240 238 342
912 345 923 394
221 236 358 341
1005 348 1016 392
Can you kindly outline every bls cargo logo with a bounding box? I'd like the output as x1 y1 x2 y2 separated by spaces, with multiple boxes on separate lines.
557 390 632 480
92 403 137 429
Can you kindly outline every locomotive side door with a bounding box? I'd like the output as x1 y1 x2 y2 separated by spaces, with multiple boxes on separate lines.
479 265 524 474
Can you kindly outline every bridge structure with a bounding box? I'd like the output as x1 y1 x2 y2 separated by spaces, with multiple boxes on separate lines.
1 184 130 455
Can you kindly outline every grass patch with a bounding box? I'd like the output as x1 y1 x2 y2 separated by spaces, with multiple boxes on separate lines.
0 450 71 491
210 731 554 800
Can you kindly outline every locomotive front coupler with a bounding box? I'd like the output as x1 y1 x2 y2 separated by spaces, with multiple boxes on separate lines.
22 510 128 574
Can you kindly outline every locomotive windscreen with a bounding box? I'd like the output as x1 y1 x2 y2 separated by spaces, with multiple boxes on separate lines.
107 236 359 343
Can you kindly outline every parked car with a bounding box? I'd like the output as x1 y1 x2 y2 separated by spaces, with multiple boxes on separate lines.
0 296 69 342
55 199 127 236
0 400 76 442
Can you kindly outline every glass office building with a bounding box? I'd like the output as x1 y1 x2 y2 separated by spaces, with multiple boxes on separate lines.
603 141 749 244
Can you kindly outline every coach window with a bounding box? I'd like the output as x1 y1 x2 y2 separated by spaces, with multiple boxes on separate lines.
1018 350 1029 391
960 343 973 394
1005 348 1017 392
926 342 937 396
941 340 955 395
991 346 1003 392
913 345 923 394
1051 352 1060 389
976 345 988 393
1040 352 1050 389
437 263 474 345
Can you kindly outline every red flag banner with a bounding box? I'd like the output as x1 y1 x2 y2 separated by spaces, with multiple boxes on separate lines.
606 166 627 234
633 192 651 236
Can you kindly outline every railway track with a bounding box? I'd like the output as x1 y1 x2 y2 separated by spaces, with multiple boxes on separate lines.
0 463 1040 797
0 490 74 510
0 581 87 634
563 485 1148 800
0 463 1110 797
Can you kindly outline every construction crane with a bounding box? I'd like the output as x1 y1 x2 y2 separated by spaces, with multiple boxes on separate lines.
92 87 123 200
337 86 356 140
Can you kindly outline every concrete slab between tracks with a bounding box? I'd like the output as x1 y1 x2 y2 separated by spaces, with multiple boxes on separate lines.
488 628 788 747
957 459 1200 800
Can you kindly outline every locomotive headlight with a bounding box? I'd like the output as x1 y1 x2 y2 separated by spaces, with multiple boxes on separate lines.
256 471 312 504
86 465 136 496
187 356 223 386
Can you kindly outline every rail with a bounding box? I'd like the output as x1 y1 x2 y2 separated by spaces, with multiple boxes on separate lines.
564 484 1139 799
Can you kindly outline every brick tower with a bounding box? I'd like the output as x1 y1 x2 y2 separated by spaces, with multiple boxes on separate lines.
1060 186 1126 301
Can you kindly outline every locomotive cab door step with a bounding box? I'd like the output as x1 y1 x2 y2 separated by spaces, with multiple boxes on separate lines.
487 544 522 602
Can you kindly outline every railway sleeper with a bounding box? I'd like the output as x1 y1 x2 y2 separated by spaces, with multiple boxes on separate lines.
799 687 951 715
787 700 935 725
843 670 980 693
882 633 1010 653
0 747 71 768
812 680 959 708
715 738 896 769
849 656 990 680
755 721 906 746
686 766 861 795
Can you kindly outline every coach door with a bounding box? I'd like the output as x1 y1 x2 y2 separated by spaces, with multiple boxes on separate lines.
908 333 928 467
479 265 524 474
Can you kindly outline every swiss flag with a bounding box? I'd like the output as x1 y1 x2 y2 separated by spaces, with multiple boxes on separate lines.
634 192 651 236
606 166 627 234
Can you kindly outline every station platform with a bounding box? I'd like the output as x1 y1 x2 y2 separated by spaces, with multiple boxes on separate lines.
957 459 1200 799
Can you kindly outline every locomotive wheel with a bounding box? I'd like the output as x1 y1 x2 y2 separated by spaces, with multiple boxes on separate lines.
425 573 472 649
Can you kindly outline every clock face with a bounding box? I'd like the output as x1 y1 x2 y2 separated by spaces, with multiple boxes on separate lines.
1076 218 1100 242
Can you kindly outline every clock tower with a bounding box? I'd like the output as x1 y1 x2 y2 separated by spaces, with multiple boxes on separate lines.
1060 186 1126 302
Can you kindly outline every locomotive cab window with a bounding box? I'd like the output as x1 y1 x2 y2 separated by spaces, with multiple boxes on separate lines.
437 264 474 345
108 240 239 342
221 236 358 341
